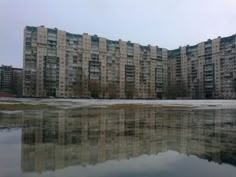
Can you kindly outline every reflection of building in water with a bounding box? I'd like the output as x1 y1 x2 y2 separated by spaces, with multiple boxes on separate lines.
0 111 24 128
1 109 236 172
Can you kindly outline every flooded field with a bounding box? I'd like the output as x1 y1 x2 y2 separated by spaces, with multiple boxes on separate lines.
0 99 236 177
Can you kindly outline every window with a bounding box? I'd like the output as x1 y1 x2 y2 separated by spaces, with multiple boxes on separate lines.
73 56 77 64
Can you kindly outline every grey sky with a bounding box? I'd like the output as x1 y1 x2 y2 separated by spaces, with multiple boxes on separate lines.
0 0 235 68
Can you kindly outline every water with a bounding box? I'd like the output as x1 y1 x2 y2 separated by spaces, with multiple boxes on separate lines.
0 108 236 177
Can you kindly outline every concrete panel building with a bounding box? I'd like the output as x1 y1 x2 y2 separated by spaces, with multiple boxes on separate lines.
23 26 168 98
167 35 236 99
0 65 22 96
23 26 236 99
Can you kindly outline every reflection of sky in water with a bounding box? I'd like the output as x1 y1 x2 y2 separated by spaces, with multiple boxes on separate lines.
23 152 236 177
0 109 236 177
0 129 22 177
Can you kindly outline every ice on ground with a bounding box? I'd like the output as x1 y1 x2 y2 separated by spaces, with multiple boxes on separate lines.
0 98 236 110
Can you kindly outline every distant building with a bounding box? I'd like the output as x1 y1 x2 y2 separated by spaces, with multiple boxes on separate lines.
23 26 236 99
0 65 23 96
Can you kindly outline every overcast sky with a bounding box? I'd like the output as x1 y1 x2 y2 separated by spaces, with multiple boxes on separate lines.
0 0 236 68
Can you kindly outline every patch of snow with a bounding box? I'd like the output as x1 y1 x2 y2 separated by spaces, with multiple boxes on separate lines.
0 98 236 110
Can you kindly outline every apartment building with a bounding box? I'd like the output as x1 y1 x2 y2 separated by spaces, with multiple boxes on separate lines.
167 35 236 99
0 65 22 96
23 26 168 98
23 26 236 99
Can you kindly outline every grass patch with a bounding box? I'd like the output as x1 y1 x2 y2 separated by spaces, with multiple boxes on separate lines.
0 103 56 110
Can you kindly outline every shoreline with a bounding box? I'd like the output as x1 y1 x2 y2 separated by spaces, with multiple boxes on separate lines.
0 98 236 110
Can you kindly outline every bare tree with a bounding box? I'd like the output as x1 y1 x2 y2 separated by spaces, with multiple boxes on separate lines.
233 79 236 94
88 80 101 98
126 86 134 99
73 68 82 96
107 81 119 99
165 80 187 99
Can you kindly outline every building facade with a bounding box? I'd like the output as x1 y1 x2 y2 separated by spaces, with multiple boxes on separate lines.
23 26 236 99
167 35 236 99
0 65 22 96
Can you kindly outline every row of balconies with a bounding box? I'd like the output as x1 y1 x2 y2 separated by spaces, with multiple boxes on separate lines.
204 78 213 81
